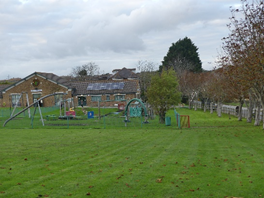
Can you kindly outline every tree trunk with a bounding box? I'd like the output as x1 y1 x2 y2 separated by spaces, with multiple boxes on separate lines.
217 101 222 117
194 100 197 111
210 102 214 114
254 102 261 126
261 100 264 129
238 98 244 121
204 99 208 112
188 99 192 109
246 93 254 123
159 110 166 124
261 105 264 129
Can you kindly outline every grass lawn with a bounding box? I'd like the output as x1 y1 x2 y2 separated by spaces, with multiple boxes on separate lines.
0 109 264 197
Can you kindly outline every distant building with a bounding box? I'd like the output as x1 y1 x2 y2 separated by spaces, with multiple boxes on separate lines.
0 68 140 108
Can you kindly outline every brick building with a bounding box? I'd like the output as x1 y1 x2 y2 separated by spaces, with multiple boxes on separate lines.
71 67 140 107
0 72 72 108
0 68 140 108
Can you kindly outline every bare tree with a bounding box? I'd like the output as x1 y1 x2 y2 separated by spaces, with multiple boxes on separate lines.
168 55 197 76
71 62 100 81
137 60 158 102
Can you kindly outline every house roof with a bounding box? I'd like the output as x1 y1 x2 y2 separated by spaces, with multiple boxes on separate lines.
0 84 11 98
0 72 72 93
71 80 138 96
35 72 71 87
110 67 138 80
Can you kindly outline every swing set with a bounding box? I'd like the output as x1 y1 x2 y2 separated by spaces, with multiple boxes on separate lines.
3 92 67 127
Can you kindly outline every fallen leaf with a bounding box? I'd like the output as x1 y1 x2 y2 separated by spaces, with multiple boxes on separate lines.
156 178 162 183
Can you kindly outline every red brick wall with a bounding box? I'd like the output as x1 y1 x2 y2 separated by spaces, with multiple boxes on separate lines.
73 93 137 108
1 75 72 107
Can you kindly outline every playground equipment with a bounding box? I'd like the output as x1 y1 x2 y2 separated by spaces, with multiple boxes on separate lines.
124 98 148 126
59 97 76 118
3 93 67 127
174 109 190 128
9 92 31 118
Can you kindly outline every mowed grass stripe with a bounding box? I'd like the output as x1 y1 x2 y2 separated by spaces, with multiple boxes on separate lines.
1 109 264 197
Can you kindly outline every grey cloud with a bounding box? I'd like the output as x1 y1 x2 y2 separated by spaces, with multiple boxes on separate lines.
0 0 241 79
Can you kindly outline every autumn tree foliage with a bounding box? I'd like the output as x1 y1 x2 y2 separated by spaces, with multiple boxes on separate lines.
219 0 264 127
178 71 201 109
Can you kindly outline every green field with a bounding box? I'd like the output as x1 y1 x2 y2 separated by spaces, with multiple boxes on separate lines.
0 109 264 197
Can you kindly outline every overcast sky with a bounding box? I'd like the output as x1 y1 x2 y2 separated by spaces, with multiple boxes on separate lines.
0 0 241 80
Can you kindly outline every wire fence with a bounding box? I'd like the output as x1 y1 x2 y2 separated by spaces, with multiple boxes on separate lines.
0 102 179 129
0 106 60 118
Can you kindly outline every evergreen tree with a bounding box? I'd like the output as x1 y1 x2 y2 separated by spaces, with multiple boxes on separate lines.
161 37 202 73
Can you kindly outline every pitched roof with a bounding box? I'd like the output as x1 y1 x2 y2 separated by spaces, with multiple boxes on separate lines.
36 72 71 87
0 84 11 98
110 67 138 80
0 72 71 93
71 80 138 96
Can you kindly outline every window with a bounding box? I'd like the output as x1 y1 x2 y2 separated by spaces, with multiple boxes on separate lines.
11 94 21 107
54 94 63 106
106 95 110 101
115 95 125 101
78 96 87 106
91 95 102 102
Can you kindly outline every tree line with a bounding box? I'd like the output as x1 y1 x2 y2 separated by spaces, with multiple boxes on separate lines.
141 0 264 126
69 0 263 126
